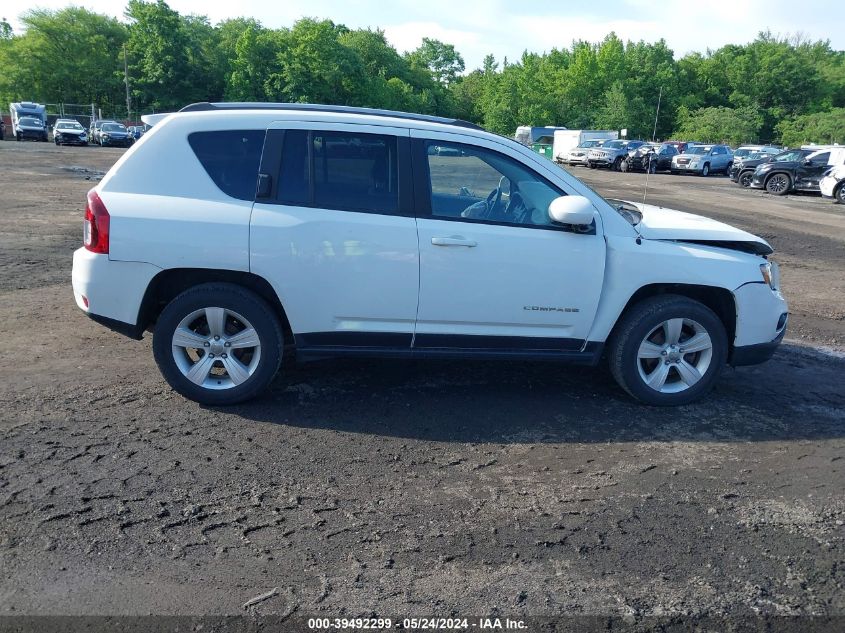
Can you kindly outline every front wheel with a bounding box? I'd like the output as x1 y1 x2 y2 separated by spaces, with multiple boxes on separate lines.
700 163 710 177
613 157 623 171
608 295 727 406
619 159 629 172
725 162 733 176
835 183 845 204
765 173 791 195
738 171 753 187
648 159 657 174
152 283 283 405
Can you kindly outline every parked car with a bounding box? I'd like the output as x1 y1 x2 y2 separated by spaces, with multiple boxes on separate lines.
588 139 647 170
671 144 733 176
72 102 787 407
819 164 845 203
733 145 780 161
127 126 145 142
97 122 132 147
730 149 813 187
559 139 606 166
621 143 678 173
664 141 700 154
13 116 48 142
52 119 89 146
750 148 838 195
89 119 116 144
0 117 4 140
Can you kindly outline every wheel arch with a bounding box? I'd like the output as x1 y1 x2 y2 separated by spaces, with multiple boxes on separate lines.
609 283 736 351
137 268 294 343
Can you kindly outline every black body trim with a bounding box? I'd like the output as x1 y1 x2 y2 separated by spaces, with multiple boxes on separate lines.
294 332 603 365
179 102 483 131
88 313 144 340
730 329 785 366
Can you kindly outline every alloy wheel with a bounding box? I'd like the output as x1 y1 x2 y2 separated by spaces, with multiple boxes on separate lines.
636 318 713 394
171 306 261 390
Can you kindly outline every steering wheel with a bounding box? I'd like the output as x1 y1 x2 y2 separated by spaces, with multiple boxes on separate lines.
483 176 508 219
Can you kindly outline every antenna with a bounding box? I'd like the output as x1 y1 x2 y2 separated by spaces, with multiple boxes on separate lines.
643 85 663 205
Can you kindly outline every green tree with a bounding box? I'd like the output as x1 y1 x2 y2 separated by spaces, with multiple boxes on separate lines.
673 105 764 144
776 108 845 145
408 38 465 85
0 8 126 109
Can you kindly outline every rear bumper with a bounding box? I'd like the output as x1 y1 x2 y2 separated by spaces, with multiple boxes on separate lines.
72 248 161 338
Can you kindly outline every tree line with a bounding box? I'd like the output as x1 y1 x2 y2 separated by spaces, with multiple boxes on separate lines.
1 1 843 146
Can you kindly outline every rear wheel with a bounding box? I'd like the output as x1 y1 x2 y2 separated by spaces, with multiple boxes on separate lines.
152 283 283 405
608 295 727 406
765 173 791 195
724 162 733 176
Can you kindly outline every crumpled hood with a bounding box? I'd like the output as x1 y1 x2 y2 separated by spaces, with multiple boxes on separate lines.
624 200 773 255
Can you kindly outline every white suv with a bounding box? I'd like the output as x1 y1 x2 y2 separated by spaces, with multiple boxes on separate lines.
72 103 788 406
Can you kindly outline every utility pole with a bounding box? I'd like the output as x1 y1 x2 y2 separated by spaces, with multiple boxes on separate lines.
123 44 131 124
651 85 663 143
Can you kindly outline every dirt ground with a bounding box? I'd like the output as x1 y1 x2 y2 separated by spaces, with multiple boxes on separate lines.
0 140 843 627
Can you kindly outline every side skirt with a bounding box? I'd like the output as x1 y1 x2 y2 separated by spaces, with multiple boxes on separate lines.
294 332 604 366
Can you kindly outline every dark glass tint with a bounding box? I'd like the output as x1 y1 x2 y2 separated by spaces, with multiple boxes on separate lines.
188 130 265 201
312 132 398 213
278 129 309 205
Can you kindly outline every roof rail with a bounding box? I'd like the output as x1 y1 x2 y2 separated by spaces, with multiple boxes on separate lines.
178 102 484 131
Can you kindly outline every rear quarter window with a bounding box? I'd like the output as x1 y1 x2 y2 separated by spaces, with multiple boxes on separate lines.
188 130 266 201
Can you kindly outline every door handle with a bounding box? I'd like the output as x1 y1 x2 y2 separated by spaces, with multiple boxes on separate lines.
431 236 477 247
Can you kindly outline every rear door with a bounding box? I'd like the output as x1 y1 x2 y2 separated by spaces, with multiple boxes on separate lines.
411 131 605 353
250 122 419 352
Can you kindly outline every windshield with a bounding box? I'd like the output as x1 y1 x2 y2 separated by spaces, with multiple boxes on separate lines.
603 140 624 149
20 117 41 126
56 122 83 130
102 123 126 132
686 146 711 155
579 140 603 148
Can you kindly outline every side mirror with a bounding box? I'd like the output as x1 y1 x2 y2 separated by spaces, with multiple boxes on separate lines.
548 195 595 226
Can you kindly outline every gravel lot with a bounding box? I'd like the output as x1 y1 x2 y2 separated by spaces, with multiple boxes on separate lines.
0 141 843 626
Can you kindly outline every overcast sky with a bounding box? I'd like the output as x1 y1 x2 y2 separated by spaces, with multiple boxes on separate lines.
6 0 843 70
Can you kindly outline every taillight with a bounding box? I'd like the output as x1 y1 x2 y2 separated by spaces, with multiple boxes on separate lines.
83 189 110 254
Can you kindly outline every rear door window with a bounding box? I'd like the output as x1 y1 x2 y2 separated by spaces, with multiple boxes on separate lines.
312 132 398 214
188 130 266 201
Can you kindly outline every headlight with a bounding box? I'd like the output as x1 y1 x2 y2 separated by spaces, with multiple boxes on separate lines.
760 262 780 290
689 160 699 167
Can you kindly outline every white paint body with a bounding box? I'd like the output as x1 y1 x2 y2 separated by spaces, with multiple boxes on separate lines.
72 107 787 358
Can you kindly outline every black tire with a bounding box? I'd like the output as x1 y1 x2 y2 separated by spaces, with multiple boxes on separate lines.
607 295 728 406
152 283 283 405
16 133 21 142
724 162 733 176
765 173 791 195
648 159 657 174
588 162 597 169
54 138 60 145
835 183 845 204
700 163 710 177
613 157 623 171
738 171 753 187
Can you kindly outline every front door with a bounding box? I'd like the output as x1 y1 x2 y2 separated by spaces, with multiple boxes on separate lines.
795 151 831 190
412 133 605 353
